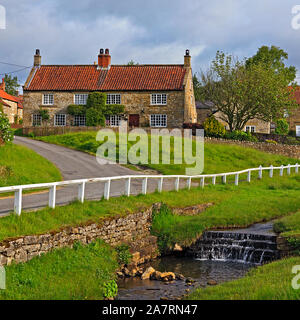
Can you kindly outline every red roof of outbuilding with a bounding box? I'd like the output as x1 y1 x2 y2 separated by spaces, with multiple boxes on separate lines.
24 65 186 91
0 89 19 103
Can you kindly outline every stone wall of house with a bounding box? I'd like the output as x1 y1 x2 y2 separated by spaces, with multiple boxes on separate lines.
0 204 161 267
287 108 300 132
23 90 187 128
2 99 18 124
183 67 197 124
205 137 300 159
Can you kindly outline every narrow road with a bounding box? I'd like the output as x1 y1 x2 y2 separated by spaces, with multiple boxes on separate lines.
0 136 182 215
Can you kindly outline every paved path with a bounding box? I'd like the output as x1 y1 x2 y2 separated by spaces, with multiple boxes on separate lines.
0 136 182 215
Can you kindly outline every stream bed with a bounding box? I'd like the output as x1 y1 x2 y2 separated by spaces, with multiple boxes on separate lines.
117 256 253 300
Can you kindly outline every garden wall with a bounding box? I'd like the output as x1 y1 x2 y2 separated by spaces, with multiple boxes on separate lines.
0 204 161 267
205 137 300 159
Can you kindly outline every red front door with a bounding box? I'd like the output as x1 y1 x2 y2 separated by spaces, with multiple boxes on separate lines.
129 114 140 127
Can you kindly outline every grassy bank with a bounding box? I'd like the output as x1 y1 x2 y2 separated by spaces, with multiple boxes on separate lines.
0 144 62 188
188 256 300 300
0 173 299 244
34 131 297 175
0 240 118 300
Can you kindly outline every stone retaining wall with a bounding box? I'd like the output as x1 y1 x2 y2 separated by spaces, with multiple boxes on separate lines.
0 204 161 267
205 137 300 159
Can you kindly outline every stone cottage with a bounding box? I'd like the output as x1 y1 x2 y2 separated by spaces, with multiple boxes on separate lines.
0 79 23 123
286 87 300 136
196 101 271 134
22 49 197 128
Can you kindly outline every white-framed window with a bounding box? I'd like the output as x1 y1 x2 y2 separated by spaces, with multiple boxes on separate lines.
106 94 121 105
150 114 167 127
32 114 42 126
245 126 256 133
151 94 167 105
43 94 54 105
54 114 66 126
283 110 289 118
106 115 122 127
74 94 88 105
296 126 300 137
74 115 86 126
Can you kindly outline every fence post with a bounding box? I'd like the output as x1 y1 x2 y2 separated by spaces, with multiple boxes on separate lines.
287 164 291 175
14 188 22 216
222 175 227 184
175 177 180 191
200 177 205 188
187 177 192 190
247 170 251 183
78 182 86 203
296 163 299 174
258 165 262 179
235 174 239 186
142 178 148 195
104 179 111 200
158 177 163 193
212 176 216 185
125 178 131 197
49 185 56 209
269 165 273 178
280 165 284 177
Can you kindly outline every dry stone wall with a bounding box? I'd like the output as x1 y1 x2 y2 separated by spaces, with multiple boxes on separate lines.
0 204 161 267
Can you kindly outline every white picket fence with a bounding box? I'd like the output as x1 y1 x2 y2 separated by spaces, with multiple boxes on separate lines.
0 164 298 216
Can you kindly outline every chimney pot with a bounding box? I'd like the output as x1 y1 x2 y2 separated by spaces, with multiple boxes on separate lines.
184 49 191 68
98 48 111 69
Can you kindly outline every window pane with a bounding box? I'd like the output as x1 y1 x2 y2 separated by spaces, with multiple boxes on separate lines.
74 115 86 126
107 94 121 105
32 114 42 126
55 114 66 126
150 114 167 127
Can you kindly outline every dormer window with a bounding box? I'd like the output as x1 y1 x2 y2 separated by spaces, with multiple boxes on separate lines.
151 94 167 105
43 94 54 105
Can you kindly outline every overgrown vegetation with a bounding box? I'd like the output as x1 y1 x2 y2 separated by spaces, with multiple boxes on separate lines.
0 144 61 188
0 111 13 144
0 240 119 300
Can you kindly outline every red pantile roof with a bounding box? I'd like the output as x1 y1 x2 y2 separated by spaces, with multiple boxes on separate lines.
0 89 19 103
24 65 186 91
0 98 11 107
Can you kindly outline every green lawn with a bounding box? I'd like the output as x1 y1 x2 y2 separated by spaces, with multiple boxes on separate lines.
0 144 62 188
34 131 297 175
0 173 299 244
187 256 300 300
0 240 118 300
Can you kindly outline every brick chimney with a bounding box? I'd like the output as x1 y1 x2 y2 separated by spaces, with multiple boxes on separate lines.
184 49 191 68
98 48 111 69
0 78 5 91
34 49 41 67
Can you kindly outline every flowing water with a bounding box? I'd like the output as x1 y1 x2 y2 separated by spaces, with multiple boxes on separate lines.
117 222 279 300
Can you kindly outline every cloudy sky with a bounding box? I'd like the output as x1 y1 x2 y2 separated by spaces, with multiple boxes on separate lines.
1 0 300 87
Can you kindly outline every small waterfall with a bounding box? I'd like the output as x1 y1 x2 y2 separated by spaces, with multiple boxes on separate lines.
188 231 279 265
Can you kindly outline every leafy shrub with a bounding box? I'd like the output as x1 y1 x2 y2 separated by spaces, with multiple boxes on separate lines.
103 280 118 299
285 136 300 145
86 92 107 109
86 107 105 126
18 118 23 125
39 109 49 121
203 116 226 138
275 119 289 135
67 104 85 116
0 112 14 144
115 244 132 265
225 130 258 142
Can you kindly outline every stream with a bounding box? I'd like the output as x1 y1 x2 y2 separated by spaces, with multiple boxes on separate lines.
117 222 278 300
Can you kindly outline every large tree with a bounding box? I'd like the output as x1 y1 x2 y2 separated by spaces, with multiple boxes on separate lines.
3 74 20 96
199 51 298 131
245 45 297 85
